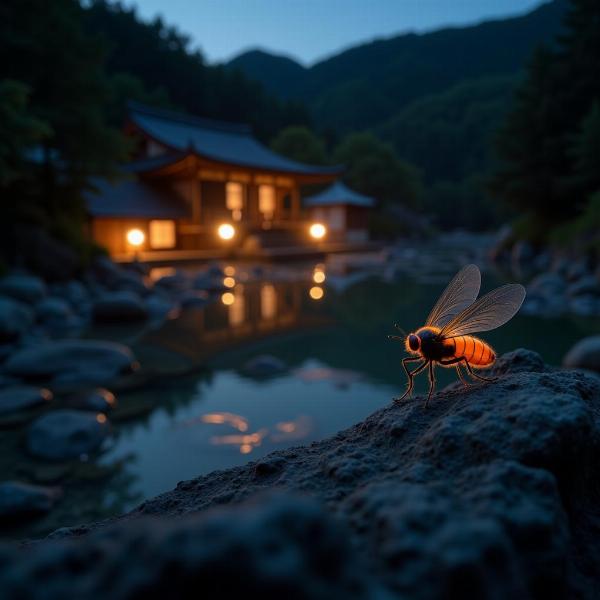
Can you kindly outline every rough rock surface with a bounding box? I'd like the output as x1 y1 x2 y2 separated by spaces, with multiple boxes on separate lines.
2 350 600 599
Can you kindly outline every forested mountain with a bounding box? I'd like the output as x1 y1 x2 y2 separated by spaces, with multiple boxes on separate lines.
229 1 568 133
82 1 310 140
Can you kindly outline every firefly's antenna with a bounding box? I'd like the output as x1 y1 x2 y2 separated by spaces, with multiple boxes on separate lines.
388 323 407 342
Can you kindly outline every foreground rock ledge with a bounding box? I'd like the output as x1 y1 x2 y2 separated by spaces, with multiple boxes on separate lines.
3 350 600 599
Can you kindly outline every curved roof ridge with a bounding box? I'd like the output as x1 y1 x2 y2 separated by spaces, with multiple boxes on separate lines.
128 101 252 135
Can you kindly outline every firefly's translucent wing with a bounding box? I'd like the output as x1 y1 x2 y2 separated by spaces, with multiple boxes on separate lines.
439 284 526 338
425 264 481 328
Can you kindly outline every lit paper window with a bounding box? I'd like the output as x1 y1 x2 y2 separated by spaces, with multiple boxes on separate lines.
149 220 176 249
226 182 244 221
259 185 275 219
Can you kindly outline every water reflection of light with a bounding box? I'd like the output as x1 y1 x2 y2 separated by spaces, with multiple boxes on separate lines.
223 276 236 288
96 413 107 424
221 292 235 305
224 265 236 277
210 429 268 454
229 286 245 326
200 412 249 432
149 266 176 282
271 416 313 442
260 284 277 320
309 286 324 300
313 270 326 284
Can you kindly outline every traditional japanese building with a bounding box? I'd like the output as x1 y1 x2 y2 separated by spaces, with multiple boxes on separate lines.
85 102 342 260
304 181 375 243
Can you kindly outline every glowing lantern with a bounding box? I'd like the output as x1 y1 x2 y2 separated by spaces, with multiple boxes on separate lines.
309 223 326 240
126 228 145 247
218 223 235 240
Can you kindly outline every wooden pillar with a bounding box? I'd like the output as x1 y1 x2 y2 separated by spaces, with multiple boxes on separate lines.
191 161 201 224
290 186 301 222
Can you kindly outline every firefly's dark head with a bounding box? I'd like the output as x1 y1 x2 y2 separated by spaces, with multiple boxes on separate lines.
406 333 421 353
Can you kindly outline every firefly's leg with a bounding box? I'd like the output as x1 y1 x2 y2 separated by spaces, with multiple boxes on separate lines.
394 358 427 403
461 358 495 383
424 361 436 408
438 357 469 387
456 365 469 387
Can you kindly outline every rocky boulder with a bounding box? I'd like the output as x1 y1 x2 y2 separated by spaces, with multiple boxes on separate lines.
0 296 34 342
3 349 600 598
92 291 148 323
0 481 61 519
27 410 110 461
563 335 600 372
0 274 46 304
3 340 138 385
0 386 52 415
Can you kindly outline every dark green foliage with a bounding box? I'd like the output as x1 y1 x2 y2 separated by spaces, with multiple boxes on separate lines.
229 0 567 132
378 75 521 183
492 0 600 237
0 80 51 185
270 127 328 165
333 133 423 209
83 1 310 139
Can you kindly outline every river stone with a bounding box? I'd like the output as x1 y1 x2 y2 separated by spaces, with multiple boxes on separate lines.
3 340 138 385
0 274 46 305
527 272 566 297
0 296 34 342
27 410 110 460
0 386 52 415
92 291 148 323
243 355 287 376
65 388 117 412
563 335 600 372
567 276 600 298
35 297 73 324
0 481 61 518
180 290 210 308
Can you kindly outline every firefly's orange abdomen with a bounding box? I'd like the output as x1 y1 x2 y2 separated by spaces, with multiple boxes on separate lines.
446 335 495 368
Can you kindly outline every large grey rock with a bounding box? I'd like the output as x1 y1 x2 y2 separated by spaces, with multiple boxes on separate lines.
0 296 34 342
563 335 600 372
3 340 137 385
0 274 46 304
27 410 110 460
5 349 600 598
0 496 378 599
92 291 148 323
243 355 287 377
0 386 52 415
0 481 61 518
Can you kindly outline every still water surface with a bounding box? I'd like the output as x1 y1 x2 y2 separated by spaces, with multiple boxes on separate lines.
98 255 599 512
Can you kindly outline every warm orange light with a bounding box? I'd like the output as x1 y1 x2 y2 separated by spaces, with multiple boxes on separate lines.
313 270 326 283
309 223 326 240
201 412 248 432
218 223 235 240
223 276 236 288
221 292 235 305
309 286 324 300
224 265 236 277
126 228 145 247
96 413 107 424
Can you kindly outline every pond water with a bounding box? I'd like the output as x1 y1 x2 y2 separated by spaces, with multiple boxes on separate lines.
5 247 600 538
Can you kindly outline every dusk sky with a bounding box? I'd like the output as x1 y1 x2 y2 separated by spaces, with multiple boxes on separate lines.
132 0 546 64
